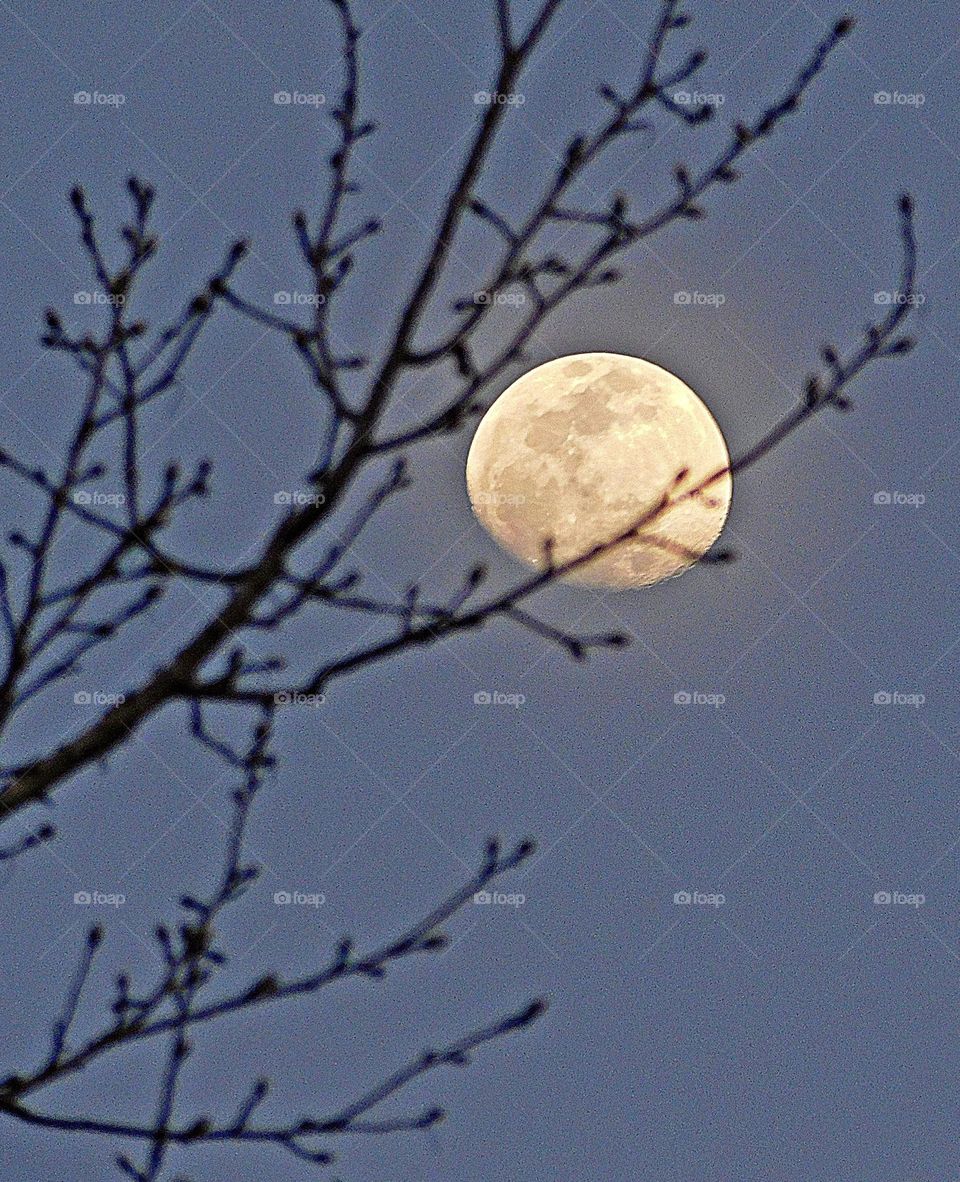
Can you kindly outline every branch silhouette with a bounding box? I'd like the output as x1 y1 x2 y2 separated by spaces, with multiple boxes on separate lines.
0 0 919 1177
0 5 914 826
0 717 541 1175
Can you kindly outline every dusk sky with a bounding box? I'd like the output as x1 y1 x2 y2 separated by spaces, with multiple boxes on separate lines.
0 2 957 1180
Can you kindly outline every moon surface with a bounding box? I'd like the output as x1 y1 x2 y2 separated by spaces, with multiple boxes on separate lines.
466 353 732 588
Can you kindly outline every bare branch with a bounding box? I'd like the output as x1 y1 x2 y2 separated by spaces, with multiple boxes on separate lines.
0 813 542 1175
0 8 922 1177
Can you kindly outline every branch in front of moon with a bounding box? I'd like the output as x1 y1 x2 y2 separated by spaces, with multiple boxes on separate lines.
466 353 732 589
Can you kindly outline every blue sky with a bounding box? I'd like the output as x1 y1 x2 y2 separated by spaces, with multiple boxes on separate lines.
0 1 958 1179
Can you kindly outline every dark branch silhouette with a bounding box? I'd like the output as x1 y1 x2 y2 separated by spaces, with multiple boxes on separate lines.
0 716 541 1175
0 0 918 1177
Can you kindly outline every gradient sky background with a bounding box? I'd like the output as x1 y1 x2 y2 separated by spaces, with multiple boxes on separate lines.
0 2 958 1180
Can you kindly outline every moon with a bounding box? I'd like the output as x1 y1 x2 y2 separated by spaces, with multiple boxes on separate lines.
466 353 732 589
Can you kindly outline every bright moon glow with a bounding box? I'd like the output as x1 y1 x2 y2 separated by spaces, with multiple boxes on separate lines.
466 353 732 588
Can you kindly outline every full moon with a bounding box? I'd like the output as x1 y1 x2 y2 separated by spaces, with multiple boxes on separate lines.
466 353 732 588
